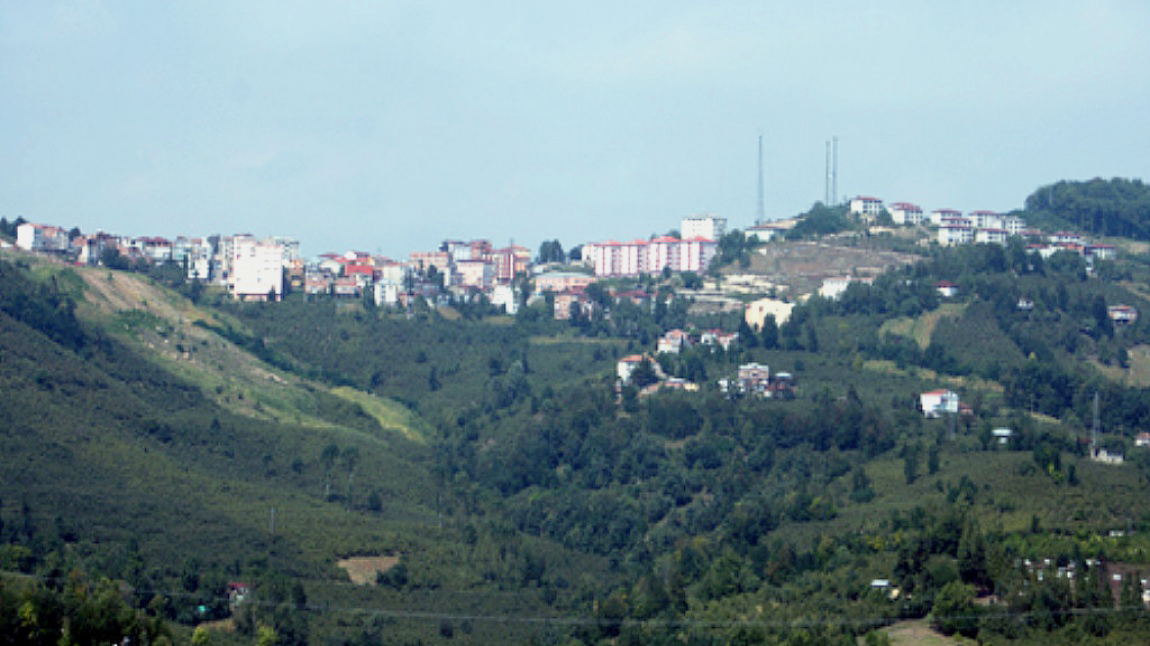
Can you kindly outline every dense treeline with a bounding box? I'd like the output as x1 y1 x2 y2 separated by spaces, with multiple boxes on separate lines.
1025 178 1150 239
0 260 87 351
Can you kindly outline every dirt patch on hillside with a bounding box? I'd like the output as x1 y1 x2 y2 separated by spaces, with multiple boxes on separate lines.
338 555 401 585
77 268 198 322
741 240 920 296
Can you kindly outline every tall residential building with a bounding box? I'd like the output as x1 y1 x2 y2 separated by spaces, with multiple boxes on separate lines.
681 215 727 242
229 236 284 301
585 236 717 277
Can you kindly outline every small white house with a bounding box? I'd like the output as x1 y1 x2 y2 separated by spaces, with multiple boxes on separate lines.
920 389 959 419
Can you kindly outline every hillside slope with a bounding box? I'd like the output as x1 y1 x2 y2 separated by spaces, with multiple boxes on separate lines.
0 257 615 644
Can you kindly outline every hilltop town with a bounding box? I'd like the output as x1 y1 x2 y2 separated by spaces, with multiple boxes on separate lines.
2 194 1119 319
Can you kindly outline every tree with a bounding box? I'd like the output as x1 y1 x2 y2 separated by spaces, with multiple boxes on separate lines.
537 239 565 264
931 580 977 637
738 317 759 348
760 314 778 349
629 358 660 389
787 202 853 239
191 625 213 646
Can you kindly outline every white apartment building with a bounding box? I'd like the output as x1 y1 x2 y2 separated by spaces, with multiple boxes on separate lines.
373 282 401 307
968 211 1001 229
679 237 717 273
647 236 682 273
975 228 1009 245
681 215 727 242
887 202 924 226
585 236 717 277
229 236 284 301
16 222 70 253
930 209 963 225
939 223 975 246
849 196 884 219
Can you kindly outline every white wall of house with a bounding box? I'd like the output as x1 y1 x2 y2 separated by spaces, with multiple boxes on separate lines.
920 390 959 418
229 237 284 301
681 216 727 242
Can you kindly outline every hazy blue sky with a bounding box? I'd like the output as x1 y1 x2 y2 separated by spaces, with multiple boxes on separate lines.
3 1 1148 257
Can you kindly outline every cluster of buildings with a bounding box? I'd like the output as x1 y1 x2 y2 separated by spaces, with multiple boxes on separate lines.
717 362 795 399
310 240 533 311
9 212 728 318
1024 230 1117 264
14 222 298 301
614 327 798 400
850 196 1124 269
849 196 1030 246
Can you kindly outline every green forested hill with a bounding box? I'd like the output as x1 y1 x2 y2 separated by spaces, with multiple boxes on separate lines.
7 225 1150 645
1024 177 1150 238
0 257 622 644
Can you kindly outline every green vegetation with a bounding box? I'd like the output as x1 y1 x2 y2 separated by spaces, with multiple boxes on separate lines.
787 202 856 239
1024 177 1150 239
7 179 1150 643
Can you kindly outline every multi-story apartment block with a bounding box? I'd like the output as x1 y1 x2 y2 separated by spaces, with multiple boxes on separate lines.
888 202 924 226
16 222 70 253
975 228 1009 245
647 236 682 273
454 258 494 289
173 236 215 281
968 210 1001 229
267 236 301 266
229 236 284 301
939 222 975 246
930 208 963 225
490 245 532 285
585 236 717 277
681 215 727 242
849 196 884 219
409 250 451 275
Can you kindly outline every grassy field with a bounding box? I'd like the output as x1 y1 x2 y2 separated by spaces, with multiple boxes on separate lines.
880 302 967 349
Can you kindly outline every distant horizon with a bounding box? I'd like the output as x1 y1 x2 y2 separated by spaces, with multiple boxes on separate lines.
4 175 1114 261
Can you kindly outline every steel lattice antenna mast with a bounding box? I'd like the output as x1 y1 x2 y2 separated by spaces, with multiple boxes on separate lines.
824 141 832 204
832 136 839 206
757 134 765 224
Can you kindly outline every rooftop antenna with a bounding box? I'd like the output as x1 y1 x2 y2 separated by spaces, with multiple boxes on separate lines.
757 133 766 224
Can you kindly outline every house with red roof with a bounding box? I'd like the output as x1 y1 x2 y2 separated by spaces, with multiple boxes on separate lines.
920 389 959 418
888 202 924 226
849 196 884 219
